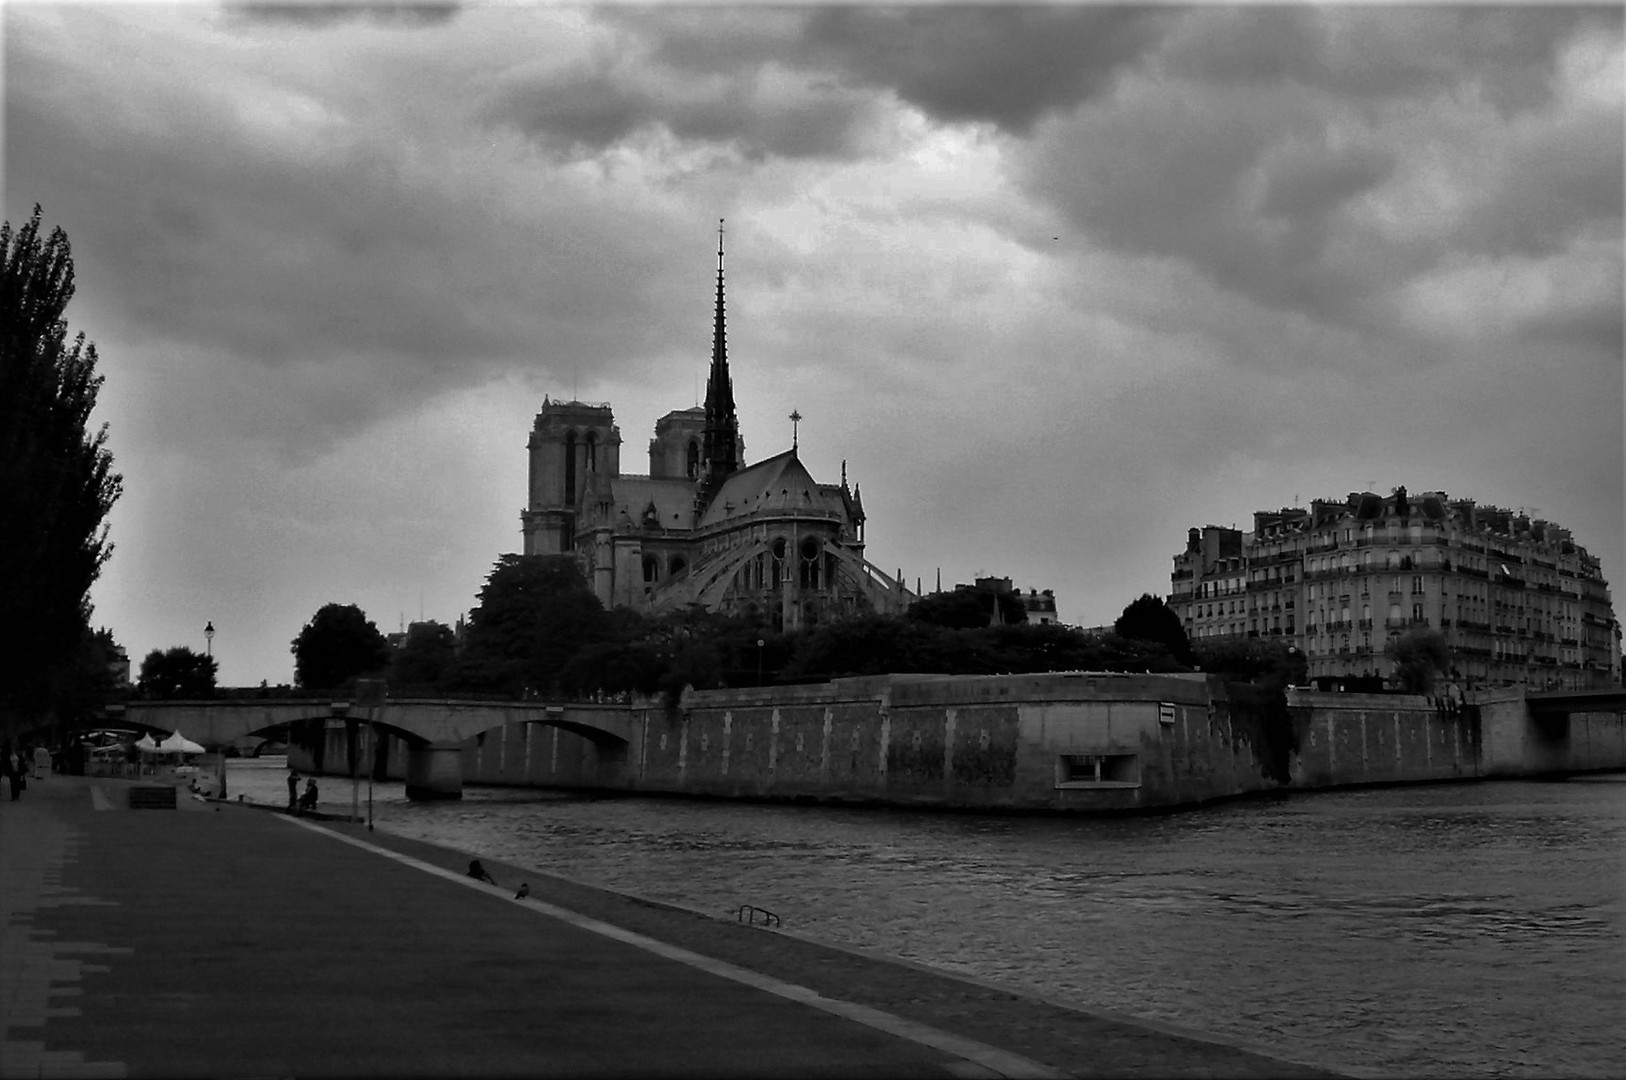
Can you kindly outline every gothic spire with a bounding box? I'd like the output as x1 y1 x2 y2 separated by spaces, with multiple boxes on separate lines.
700 218 742 507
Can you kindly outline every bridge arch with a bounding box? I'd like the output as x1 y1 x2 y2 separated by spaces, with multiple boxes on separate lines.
124 698 636 800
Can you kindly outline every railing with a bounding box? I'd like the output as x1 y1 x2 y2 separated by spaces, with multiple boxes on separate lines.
735 904 781 928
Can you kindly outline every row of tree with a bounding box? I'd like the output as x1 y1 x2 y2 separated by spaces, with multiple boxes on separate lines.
129 554 1455 706
263 559 1326 705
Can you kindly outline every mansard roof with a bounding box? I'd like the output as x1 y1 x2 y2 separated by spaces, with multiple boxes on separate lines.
696 448 848 529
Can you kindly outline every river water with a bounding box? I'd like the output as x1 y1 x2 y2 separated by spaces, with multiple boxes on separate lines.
228 759 1626 1078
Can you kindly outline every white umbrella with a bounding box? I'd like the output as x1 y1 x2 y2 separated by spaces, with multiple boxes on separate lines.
157 731 206 755
135 734 160 752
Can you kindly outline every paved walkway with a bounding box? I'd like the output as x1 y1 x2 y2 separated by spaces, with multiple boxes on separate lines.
1 775 1339 1078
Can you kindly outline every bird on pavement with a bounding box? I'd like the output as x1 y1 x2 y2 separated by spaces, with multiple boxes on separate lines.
515 883 529 900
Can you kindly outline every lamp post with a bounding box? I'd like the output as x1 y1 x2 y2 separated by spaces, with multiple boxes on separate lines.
757 638 765 686
205 621 224 799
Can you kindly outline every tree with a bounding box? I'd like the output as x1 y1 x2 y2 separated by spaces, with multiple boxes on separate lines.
1195 638 1306 689
778 613 976 681
1 206 122 735
291 603 390 690
449 555 612 696
137 646 218 699
1385 628 1450 696
1114 593 1194 664
908 588 1026 629
387 620 457 690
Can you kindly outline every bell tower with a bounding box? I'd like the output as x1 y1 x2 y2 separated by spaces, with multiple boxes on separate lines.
521 397 621 555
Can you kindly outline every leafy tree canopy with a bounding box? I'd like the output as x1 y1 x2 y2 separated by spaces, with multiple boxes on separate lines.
138 646 218 699
291 603 390 690
908 588 1026 629
450 555 611 696
1385 627 1450 696
1 206 122 734
779 614 982 682
386 620 457 691
1195 638 1307 690
1113 593 1194 664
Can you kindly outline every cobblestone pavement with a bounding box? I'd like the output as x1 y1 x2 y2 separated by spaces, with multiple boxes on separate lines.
1 776 1339 1078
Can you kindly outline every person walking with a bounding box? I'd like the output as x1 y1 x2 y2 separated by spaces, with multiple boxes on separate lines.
5 744 25 801
286 768 300 814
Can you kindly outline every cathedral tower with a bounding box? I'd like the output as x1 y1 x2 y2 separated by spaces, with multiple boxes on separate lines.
521 397 621 555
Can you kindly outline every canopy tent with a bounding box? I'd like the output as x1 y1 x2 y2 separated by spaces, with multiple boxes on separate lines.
159 731 206 755
136 732 206 756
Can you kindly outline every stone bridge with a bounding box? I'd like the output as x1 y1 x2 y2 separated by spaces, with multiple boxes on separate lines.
120 698 634 799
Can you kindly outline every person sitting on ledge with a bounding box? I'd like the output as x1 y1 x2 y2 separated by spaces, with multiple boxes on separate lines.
467 860 498 885
298 778 319 814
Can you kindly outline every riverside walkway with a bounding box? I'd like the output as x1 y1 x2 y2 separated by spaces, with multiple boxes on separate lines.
1 774 1339 1079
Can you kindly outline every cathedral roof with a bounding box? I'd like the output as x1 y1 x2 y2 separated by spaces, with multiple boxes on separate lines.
605 475 696 531
696 449 847 529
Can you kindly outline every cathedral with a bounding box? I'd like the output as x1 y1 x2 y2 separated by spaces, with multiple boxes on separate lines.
521 224 915 631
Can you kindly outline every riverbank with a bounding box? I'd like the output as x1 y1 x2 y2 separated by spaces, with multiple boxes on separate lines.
2 773 1341 1078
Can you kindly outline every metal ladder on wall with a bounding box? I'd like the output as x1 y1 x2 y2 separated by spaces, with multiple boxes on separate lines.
734 904 780 928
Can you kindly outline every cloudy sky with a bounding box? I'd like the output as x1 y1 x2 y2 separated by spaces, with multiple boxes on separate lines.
6 2 1622 686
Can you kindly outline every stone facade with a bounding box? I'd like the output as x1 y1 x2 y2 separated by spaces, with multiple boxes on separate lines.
1168 488 1621 691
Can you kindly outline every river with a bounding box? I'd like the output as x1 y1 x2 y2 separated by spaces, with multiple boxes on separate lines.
227 758 1626 1077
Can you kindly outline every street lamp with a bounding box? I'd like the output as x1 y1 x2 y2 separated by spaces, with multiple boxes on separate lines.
204 620 222 799
757 638 765 685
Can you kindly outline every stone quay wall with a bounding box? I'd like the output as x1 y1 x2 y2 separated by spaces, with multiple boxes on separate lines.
296 674 1626 810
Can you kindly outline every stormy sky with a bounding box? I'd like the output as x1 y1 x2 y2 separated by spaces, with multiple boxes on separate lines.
6 2 1622 686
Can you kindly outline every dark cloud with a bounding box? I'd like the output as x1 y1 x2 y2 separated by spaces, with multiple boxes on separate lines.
1023 87 1410 337
1257 144 1397 223
792 6 1174 134
1020 5 1623 347
592 5 1173 141
1456 111 1624 260
4 17 714 458
1162 5 1617 115
230 3 460 29
481 60 880 161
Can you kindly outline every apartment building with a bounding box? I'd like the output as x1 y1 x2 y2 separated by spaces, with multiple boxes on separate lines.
1168 488 1621 690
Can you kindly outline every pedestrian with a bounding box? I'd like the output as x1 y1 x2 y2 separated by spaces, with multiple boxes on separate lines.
6 745 25 801
33 744 50 781
299 778 319 814
287 768 300 814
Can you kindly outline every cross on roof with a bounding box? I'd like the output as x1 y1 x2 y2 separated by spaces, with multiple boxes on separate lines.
789 409 802 450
